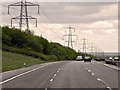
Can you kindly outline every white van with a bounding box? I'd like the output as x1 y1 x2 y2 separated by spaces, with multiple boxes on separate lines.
76 56 83 61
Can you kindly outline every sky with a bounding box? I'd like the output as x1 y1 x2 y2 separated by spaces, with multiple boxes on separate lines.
1 1 119 52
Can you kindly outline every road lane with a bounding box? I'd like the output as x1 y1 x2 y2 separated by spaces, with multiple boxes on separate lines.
2 62 63 81
83 61 118 88
2 61 119 89
50 61 106 88
2 61 68 88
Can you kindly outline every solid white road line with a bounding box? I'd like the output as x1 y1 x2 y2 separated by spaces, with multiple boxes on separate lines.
0 66 46 85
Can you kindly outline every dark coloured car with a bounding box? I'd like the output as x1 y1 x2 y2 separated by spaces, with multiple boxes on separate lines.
105 57 113 64
95 58 101 61
112 57 119 66
84 56 92 62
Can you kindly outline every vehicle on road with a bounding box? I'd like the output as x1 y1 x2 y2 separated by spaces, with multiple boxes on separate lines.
112 57 120 66
114 56 119 61
94 58 101 61
105 57 113 64
76 56 83 61
84 56 92 62
105 56 120 66
100 58 105 61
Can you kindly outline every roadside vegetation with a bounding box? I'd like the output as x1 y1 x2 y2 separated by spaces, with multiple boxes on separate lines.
2 51 45 72
2 26 77 61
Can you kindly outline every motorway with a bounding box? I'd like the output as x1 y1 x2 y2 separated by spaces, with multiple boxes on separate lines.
1 61 119 90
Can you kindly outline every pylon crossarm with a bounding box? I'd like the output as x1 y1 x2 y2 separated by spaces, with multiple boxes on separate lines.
8 2 22 6
25 2 40 14
27 16 37 19
26 2 39 6
63 34 69 37
8 2 22 14
12 16 21 19
66 27 75 30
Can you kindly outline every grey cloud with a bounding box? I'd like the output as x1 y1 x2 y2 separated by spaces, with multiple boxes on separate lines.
38 2 117 24
2 2 117 24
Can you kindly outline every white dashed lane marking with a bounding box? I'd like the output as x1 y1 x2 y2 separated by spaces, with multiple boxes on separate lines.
88 70 91 72
57 70 59 73
54 74 57 77
83 64 112 90
50 68 62 83
50 79 53 82
107 87 112 90
97 78 101 81
45 88 48 90
92 73 94 76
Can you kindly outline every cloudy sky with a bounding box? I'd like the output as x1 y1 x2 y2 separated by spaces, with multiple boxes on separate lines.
1 1 119 52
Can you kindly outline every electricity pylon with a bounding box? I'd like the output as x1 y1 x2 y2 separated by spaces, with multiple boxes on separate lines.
8 0 40 30
89 43 95 55
81 38 88 54
62 25 78 49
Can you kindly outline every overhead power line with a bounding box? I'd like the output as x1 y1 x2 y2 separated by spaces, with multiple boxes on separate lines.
40 7 56 27
34 2 62 39
37 11 62 39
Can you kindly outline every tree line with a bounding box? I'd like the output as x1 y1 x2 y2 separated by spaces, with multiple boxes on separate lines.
2 26 78 61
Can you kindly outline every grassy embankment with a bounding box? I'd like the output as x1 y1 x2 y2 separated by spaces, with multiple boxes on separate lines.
2 51 45 72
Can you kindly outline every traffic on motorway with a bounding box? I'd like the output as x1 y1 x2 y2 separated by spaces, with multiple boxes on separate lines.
76 55 120 67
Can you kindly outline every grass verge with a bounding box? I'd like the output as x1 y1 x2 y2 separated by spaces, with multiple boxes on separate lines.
2 51 45 72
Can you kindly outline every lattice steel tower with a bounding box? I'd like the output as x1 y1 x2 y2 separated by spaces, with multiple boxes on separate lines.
8 0 39 30
62 25 78 49
81 38 88 54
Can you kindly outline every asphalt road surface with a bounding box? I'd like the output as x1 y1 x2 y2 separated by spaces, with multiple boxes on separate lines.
1 61 119 90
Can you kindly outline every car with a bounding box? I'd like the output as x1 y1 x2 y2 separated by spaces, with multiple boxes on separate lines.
114 57 119 61
105 57 113 64
105 56 120 66
112 57 120 65
84 56 92 62
76 56 83 61
100 58 105 61
94 58 101 61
